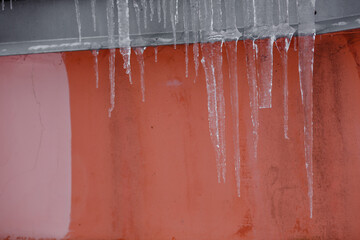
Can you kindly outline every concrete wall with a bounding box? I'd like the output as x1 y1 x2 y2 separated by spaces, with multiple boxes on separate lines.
1 29 360 239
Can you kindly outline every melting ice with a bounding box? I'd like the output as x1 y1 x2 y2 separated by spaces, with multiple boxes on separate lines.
76 0 317 209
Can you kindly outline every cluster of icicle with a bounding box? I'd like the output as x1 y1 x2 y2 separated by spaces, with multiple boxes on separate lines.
74 0 316 218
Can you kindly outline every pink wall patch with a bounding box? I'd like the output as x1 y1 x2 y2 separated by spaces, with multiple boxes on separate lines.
0 54 72 239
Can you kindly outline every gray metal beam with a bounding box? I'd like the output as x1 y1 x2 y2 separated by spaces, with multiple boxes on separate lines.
0 0 359 56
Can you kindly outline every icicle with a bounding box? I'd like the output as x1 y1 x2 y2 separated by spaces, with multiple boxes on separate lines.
183 0 190 78
154 47 158 62
170 0 177 48
185 45 189 78
297 0 316 219
133 0 141 35
120 48 132 84
201 44 222 183
108 49 116 118
224 0 241 40
201 43 227 183
193 43 199 79
2 0 4 11
190 0 200 78
141 0 148 29
117 0 130 46
162 0 167 28
276 0 295 139
245 40 259 162
224 0 242 191
257 37 274 108
225 41 241 197
175 0 179 24
157 0 161 23
244 0 275 109
199 0 212 41
92 50 100 88
74 0 82 42
107 0 116 117
91 0 97 32
150 0 155 21
211 0 223 41
135 47 146 102
117 0 132 83
298 34 315 219
9 0 12 10
283 43 289 139
106 0 115 46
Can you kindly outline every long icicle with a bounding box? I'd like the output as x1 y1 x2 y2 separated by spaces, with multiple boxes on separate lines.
201 44 222 183
276 0 295 139
225 0 242 196
226 41 241 196
297 0 316 219
245 40 260 163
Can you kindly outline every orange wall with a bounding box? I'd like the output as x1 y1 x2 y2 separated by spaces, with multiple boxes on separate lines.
1 29 360 239
62 29 360 240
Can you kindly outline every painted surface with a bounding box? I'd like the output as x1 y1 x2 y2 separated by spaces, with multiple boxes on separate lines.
0 54 72 239
1 30 360 239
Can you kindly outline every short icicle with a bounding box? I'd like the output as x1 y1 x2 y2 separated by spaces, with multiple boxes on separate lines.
135 47 146 102
108 49 116 118
117 0 132 84
157 0 161 23
91 0 97 32
154 47 158 63
190 0 200 79
149 0 155 21
141 0 148 29
107 0 116 118
74 0 82 42
162 0 167 28
133 0 141 35
170 0 177 48
92 50 100 88
183 0 190 78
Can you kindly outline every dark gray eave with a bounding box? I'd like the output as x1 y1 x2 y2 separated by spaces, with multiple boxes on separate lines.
0 0 359 56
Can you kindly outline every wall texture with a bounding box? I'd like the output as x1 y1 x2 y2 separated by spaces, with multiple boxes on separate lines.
0 54 72 239
1 29 360 239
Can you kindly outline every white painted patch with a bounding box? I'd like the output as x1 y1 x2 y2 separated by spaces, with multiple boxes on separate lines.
332 21 347 26
166 79 183 87
29 42 91 51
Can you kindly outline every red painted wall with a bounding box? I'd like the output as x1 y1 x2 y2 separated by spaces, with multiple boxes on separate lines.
1 29 360 239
